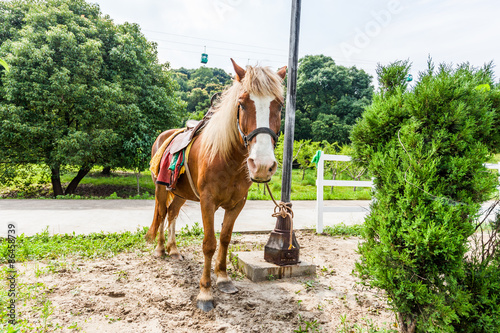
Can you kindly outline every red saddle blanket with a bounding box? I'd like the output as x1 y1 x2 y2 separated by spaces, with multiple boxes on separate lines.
156 142 186 189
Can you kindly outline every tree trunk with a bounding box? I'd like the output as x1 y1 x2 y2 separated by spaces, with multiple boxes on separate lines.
64 165 92 195
136 172 140 196
101 166 111 176
330 170 337 194
398 313 416 333
51 165 64 197
301 167 305 180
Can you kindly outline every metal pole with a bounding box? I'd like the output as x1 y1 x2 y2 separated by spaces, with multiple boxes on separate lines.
281 0 301 203
264 0 301 266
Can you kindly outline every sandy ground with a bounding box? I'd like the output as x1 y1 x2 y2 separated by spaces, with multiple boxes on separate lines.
15 231 396 332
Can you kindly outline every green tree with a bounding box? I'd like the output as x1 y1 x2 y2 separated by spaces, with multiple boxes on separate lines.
351 60 500 332
376 59 411 95
294 54 373 143
172 66 231 121
0 0 184 196
295 140 320 180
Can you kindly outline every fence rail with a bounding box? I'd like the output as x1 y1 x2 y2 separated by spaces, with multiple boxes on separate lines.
315 153 500 234
315 153 373 233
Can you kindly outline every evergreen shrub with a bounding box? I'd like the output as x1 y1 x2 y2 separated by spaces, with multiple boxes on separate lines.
351 60 500 332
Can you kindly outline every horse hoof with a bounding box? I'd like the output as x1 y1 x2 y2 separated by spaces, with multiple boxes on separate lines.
153 249 166 258
197 300 215 312
170 253 183 260
217 280 238 294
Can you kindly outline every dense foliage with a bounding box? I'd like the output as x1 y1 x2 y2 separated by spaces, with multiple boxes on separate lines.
294 54 373 144
171 66 231 121
0 0 184 195
351 60 500 332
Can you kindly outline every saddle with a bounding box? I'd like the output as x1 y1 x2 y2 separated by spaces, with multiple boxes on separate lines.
152 93 220 192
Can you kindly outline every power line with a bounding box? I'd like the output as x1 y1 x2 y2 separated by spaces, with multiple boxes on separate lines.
156 46 287 65
144 29 286 53
150 37 287 58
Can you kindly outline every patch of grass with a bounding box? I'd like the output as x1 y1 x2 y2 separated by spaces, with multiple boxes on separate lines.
322 223 365 237
303 280 316 291
0 223 214 264
0 227 152 263
0 267 61 332
176 222 204 247
294 314 321 332
179 222 203 237
336 314 398 333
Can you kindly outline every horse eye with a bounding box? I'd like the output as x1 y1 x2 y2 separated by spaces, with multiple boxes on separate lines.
239 103 246 111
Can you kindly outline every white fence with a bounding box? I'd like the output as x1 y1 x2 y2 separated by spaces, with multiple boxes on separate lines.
315 153 500 234
315 153 373 233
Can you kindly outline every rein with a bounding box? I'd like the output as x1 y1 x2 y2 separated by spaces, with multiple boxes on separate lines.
237 105 278 148
265 183 295 250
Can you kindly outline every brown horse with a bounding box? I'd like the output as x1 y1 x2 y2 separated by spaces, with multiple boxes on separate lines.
145 59 286 311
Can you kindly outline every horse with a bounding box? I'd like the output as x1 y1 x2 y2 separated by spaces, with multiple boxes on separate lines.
145 59 287 311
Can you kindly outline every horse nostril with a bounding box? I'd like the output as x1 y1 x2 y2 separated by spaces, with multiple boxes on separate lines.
248 158 257 171
269 161 277 173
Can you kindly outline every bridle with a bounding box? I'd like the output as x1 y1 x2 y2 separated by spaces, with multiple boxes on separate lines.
237 103 279 148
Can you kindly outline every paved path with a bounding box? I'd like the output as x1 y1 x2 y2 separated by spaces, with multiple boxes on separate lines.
0 199 371 237
2 199 497 237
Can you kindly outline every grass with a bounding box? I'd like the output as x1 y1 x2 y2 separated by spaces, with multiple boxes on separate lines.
322 223 365 237
336 314 398 333
1 164 372 200
0 223 208 264
0 267 58 333
294 314 321 333
0 227 152 263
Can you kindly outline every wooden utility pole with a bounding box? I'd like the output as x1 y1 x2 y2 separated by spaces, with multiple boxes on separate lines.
264 0 301 266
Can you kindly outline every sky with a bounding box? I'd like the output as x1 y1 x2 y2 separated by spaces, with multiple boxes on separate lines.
92 0 500 85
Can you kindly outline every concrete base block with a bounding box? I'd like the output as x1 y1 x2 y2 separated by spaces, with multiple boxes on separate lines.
231 251 316 282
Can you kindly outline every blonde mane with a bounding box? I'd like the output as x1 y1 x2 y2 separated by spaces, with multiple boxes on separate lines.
201 65 284 162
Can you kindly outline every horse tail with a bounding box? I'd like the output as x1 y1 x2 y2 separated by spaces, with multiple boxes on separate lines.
144 190 174 243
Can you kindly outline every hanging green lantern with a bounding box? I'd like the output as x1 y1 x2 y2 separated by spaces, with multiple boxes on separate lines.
201 53 208 64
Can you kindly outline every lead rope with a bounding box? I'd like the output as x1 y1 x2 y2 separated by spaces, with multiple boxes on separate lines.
265 183 295 250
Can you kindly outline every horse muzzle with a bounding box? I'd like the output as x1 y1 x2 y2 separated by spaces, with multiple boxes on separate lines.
247 157 278 183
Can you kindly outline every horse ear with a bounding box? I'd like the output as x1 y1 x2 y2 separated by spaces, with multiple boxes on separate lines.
277 66 287 80
231 58 246 82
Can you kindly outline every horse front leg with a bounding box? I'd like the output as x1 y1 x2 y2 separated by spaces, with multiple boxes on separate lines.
215 198 246 294
197 200 217 312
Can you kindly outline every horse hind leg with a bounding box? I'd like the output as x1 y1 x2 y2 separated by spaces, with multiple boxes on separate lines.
146 184 173 258
165 196 186 260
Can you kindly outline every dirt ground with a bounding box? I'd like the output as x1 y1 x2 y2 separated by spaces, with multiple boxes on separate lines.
18 231 396 332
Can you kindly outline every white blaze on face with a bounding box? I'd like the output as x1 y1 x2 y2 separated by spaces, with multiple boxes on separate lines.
248 93 276 177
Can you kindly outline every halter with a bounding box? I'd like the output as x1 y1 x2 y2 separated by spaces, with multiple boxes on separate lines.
237 104 279 148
